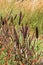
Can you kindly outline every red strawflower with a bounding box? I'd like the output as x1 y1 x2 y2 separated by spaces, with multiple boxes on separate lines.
22 64 25 65
33 59 37 63
1 47 5 51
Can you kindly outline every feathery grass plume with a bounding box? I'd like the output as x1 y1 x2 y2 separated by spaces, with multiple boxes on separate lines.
14 27 19 48
36 27 38 39
14 14 17 20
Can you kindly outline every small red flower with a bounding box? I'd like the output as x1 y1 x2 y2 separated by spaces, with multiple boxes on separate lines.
22 64 25 65
1 47 5 51
33 59 37 63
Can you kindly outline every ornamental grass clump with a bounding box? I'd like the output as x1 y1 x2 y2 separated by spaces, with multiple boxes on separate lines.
0 11 43 65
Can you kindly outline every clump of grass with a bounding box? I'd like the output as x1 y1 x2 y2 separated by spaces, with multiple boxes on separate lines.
0 11 43 65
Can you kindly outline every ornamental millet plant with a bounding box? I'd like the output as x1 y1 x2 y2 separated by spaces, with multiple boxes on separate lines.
0 11 43 65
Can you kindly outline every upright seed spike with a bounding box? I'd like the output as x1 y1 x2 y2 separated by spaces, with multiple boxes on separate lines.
19 11 24 25
14 14 17 20
24 23 28 39
19 11 22 25
36 27 39 39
